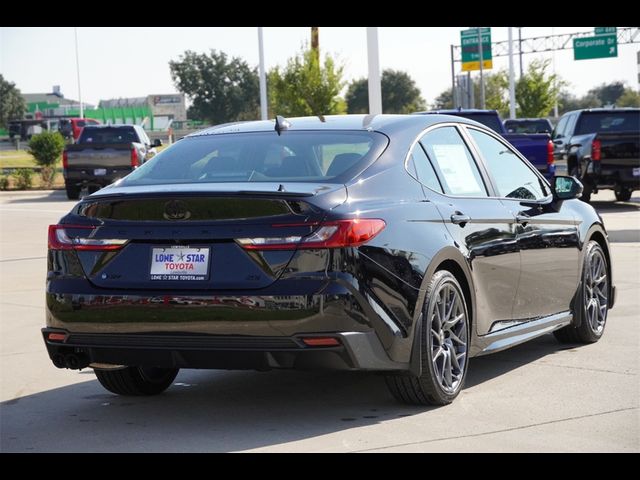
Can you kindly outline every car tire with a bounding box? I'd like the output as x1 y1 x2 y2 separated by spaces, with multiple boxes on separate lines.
385 270 470 406
554 241 609 344
94 366 179 396
614 188 632 202
580 183 592 203
65 183 80 200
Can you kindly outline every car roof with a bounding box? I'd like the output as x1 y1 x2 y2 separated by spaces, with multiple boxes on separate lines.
416 109 498 115
563 107 640 115
186 114 488 138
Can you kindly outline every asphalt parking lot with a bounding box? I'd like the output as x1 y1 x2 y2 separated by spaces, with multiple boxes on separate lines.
0 189 638 452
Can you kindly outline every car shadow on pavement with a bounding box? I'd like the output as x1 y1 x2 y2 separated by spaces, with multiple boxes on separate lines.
4 190 72 204
0 334 569 452
591 198 640 214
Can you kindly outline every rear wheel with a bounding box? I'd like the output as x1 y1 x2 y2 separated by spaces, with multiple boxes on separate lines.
385 270 469 405
65 183 80 200
614 188 632 202
554 241 609 344
94 366 179 396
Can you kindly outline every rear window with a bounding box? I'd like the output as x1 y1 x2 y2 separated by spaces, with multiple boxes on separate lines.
504 120 552 134
575 111 640 135
452 113 503 133
120 131 387 186
79 127 139 144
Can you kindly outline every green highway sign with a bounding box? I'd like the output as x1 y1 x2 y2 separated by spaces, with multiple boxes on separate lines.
574 34 618 60
461 28 492 71
595 27 616 35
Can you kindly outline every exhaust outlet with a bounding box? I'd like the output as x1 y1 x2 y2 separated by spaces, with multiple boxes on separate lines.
64 353 89 370
52 353 66 369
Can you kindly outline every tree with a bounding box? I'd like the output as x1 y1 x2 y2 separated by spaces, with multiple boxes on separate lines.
472 71 509 117
169 50 259 124
28 131 65 188
515 59 563 117
268 48 346 117
432 88 453 110
346 69 426 114
0 74 26 129
588 81 626 106
617 87 640 107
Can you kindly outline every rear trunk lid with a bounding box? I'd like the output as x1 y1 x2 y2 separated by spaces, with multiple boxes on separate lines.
63 182 346 291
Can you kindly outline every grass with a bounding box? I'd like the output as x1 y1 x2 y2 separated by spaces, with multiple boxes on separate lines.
0 149 42 169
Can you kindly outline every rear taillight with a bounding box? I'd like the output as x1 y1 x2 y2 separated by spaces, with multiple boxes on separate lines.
547 139 554 166
48 225 128 251
62 150 68 169
592 139 601 161
237 219 386 250
131 147 139 167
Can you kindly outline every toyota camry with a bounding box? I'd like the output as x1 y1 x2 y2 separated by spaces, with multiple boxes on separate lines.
43 114 615 405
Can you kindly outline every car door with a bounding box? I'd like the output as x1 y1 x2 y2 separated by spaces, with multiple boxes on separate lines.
414 125 520 336
465 126 580 321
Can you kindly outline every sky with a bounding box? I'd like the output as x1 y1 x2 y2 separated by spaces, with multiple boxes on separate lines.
0 27 637 108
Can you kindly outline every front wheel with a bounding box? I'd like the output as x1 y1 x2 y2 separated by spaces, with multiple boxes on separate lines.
614 188 632 202
385 270 470 405
554 241 609 344
95 366 179 396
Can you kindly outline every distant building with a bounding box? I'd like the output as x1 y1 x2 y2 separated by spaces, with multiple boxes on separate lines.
99 94 186 130
22 86 95 115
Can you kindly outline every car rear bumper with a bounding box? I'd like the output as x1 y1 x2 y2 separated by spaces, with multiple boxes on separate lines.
63 168 133 187
42 328 408 372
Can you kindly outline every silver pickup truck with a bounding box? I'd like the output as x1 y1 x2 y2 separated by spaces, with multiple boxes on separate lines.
62 125 161 199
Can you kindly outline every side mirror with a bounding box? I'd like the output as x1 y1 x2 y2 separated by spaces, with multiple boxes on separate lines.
553 175 583 201
152 138 162 147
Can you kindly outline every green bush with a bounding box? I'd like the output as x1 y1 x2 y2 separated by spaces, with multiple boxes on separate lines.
0 175 9 190
12 168 33 189
28 131 65 167
28 131 65 188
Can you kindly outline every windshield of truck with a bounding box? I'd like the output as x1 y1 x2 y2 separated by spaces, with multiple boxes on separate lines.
574 111 640 135
78 127 138 144
504 120 552 134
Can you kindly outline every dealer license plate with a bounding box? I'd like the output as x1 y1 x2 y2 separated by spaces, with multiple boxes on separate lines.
150 247 210 281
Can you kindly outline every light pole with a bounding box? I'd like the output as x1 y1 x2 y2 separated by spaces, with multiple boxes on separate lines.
366 27 382 115
508 27 516 119
477 27 485 109
74 27 84 119
257 27 267 120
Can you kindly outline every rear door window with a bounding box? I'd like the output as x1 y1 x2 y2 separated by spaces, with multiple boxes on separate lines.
419 127 487 197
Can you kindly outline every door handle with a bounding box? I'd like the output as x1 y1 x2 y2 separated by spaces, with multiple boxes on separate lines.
516 214 530 226
450 213 471 226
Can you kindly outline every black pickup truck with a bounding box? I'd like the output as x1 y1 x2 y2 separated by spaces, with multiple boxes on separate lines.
552 108 640 202
62 125 161 199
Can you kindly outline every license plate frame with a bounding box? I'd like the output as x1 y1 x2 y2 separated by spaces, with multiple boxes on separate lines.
150 246 210 281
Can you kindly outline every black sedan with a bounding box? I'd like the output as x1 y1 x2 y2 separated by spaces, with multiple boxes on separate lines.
43 114 615 405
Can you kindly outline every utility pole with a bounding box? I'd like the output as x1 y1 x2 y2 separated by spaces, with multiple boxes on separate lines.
311 27 319 60
74 27 84 119
477 27 485 109
450 44 457 108
508 27 516 119
258 27 267 120
552 27 558 118
366 27 382 115
518 27 524 78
